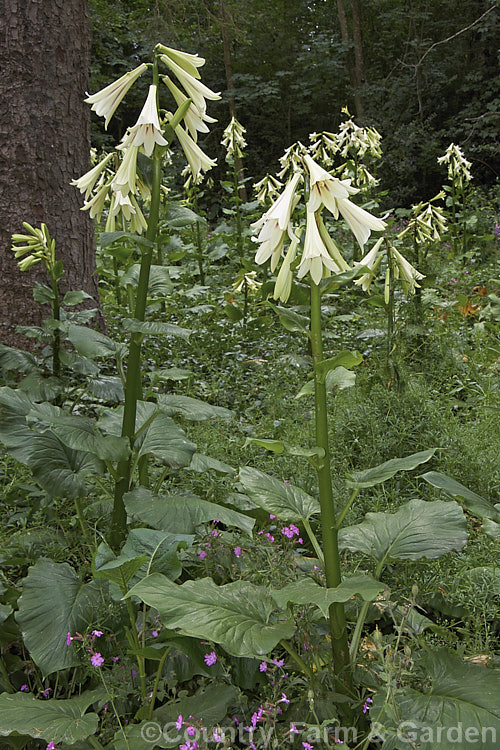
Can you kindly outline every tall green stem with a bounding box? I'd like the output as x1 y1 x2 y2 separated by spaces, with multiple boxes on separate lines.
50 273 61 378
310 280 351 691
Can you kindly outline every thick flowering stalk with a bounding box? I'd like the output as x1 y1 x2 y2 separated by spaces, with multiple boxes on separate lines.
438 143 472 254
221 117 247 160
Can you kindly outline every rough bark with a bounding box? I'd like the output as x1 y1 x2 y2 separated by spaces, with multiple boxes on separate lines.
0 0 99 347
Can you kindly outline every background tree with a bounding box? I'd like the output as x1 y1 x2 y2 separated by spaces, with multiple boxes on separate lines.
0 0 98 347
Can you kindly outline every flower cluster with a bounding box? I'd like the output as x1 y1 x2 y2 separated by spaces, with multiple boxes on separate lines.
398 191 448 244
73 44 219 231
221 116 247 160
252 149 386 298
353 237 425 297
438 143 472 189
11 222 55 273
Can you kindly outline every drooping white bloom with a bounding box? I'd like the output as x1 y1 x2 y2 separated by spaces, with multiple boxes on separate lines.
221 117 247 159
277 141 308 180
304 153 354 216
121 86 168 157
337 197 386 249
353 237 384 292
81 182 111 221
162 76 215 141
85 63 148 129
297 210 344 285
252 172 302 270
112 145 139 198
160 55 220 114
253 174 283 205
391 247 425 296
156 45 205 78
438 143 472 188
273 237 299 302
71 152 114 199
174 123 216 180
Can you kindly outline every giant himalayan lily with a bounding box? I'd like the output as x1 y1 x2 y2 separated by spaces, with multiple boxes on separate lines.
160 55 220 115
173 123 216 180
162 76 215 141
297 209 345 285
85 63 148 130
252 171 302 271
119 86 168 157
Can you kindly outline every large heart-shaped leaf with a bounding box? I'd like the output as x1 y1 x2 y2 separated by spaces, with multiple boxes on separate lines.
16 560 105 676
88 375 124 402
126 575 295 657
121 263 173 297
122 528 192 581
0 343 37 373
123 318 190 339
26 402 130 462
158 394 233 421
346 449 437 489
421 471 500 521
0 392 103 497
372 649 500 750
238 466 320 521
272 575 386 617
138 413 196 468
0 689 103 743
93 544 149 591
67 324 119 359
124 487 254 536
339 499 467 563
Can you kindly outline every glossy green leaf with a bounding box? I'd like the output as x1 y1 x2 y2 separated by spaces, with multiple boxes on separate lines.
123 318 190 339
239 466 320 521
0 689 103 743
339 499 467 563
187 453 236 475
158 394 233 421
272 575 386 617
0 344 37 374
16 560 105 676
138 413 196 468
61 290 93 306
373 649 500 750
126 575 295 657
88 375 124 402
93 546 149 590
18 373 65 402
244 438 324 459
346 449 437 489
100 231 154 250
124 487 254 536
296 366 357 398
122 528 192 581
315 350 363 383
272 305 310 336
420 471 500 521
121 264 173 297
26 402 130 462
67 324 119 359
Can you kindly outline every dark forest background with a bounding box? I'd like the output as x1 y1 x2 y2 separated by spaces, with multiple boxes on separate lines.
88 0 499 206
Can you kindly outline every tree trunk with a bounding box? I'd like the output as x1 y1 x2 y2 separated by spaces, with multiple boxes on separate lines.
336 0 364 119
0 0 99 348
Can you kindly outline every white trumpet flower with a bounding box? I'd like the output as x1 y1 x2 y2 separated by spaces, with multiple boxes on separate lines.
337 197 386 249
121 85 168 157
252 172 302 270
162 76 215 141
71 152 114 199
160 55 220 114
85 63 148 129
391 248 425 296
297 210 343 285
174 123 216 180
353 237 384 292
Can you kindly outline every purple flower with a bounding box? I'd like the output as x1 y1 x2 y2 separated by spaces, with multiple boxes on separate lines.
66 632 72 646
279 692 290 704
265 533 274 542
302 743 314 750
213 730 224 741
289 524 300 536
112 656 120 662
175 714 183 729
46 743 56 750
131 668 137 676
362 697 373 714
187 725 196 736
269 514 275 519
259 661 267 672
42 688 52 697
272 658 284 667
92 630 103 638
290 724 299 735
204 651 217 666
199 550 207 560
91 653 104 667
211 530 219 538
152 630 159 638
234 546 242 557
281 527 294 539
20 684 28 692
